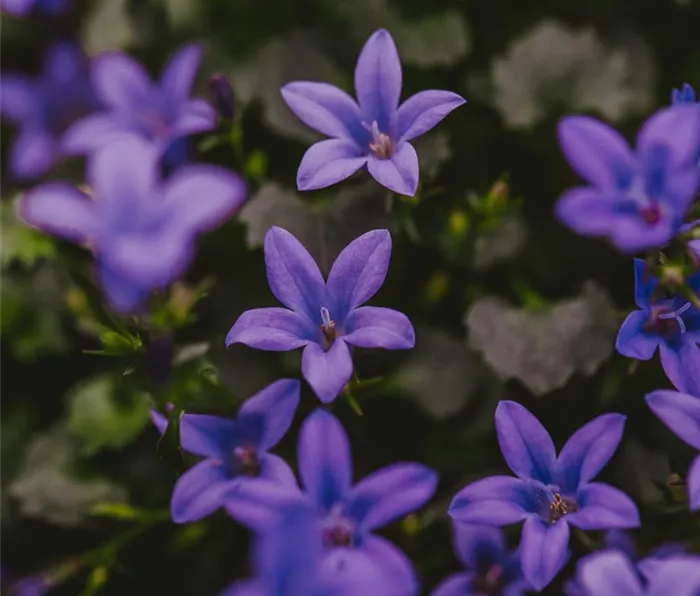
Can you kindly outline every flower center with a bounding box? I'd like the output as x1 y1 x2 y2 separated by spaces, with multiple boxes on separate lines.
321 510 355 548
626 177 664 227
320 307 337 351
549 493 578 524
362 120 393 159
233 444 260 477
640 204 661 225
643 302 691 337
473 565 505 596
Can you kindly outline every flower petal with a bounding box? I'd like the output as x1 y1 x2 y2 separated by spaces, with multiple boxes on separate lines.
555 413 626 492
238 379 301 450
645 390 700 450
160 43 202 102
396 90 466 142
92 50 152 109
9 129 57 180
172 99 217 137
659 341 700 397
175 413 237 457
646 556 700 596
495 401 556 484
346 463 437 531
452 522 505 570
0 75 35 121
326 229 392 317
259 453 298 487
20 183 96 243
296 139 367 192
448 476 540 525
688 455 700 511
62 114 130 155
608 214 680 254
280 81 364 141
263 226 325 320
223 480 306 531
557 116 635 190
226 307 316 350
343 306 415 349
637 104 700 168
97 264 149 313
431 573 472 596
301 340 354 403
554 188 619 236
298 409 352 509
615 311 659 360
633 258 657 309
567 483 640 530
519 516 570 591
170 459 234 523
367 142 419 196
577 551 644 596
354 29 402 129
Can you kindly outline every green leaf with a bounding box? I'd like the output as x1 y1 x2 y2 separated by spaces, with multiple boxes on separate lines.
90 502 140 520
1 200 55 268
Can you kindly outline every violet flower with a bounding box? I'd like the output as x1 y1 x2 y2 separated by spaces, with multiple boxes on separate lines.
448 401 639 591
151 379 300 523
432 523 531 596
20 135 246 313
280 28 466 196
0 42 99 179
1 0 68 17
555 104 700 252
672 84 697 105
572 550 700 596
226 226 415 403
616 259 700 396
646 389 700 511
63 43 216 157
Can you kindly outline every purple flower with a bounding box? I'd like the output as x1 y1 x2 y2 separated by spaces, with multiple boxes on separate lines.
151 379 300 523
63 43 216 157
209 74 235 120
572 550 700 596
280 28 466 196
432 523 531 596
8 576 50 596
616 259 700 396
672 84 697 105
555 104 700 252
646 389 700 511
1 0 68 17
0 42 98 179
226 226 415 403
448 400 639 591
20 135 246 313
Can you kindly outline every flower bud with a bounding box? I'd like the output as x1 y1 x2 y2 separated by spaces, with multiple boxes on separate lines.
208 74 235 120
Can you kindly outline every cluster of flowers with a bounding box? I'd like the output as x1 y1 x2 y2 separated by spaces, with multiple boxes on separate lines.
3 0 700 592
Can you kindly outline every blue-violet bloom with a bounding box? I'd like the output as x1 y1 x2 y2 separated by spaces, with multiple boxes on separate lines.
20 135 246 313
432 523 531 596
151 379 300 523
226 226 415 403
672 84 697 105
616 259 700 396
0 42 99 179
555 104 700 252
448 400 639 591
1 0 68 17
280 28 466 196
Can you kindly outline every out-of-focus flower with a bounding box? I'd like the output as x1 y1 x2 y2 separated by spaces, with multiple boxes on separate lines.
226 227 415 403
280 28 465 196
209 74 235 120
672 84 697 105
151 379 300 523
431 523 531 596
449 401 639 591
63 44 216 157
555 104 700 252
8 575 50 596
646 389 700 511
616 259 700 396
20 135 246 313
1 0 68 17
0 42 98 179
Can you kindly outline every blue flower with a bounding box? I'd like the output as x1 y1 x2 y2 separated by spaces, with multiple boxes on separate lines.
449 401 639 591
280 28 466 196
1 0 68 17
616 259 700 396
672 84 697 105
151 379 300 523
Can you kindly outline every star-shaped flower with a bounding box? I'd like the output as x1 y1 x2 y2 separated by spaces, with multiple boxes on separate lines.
226 226 415 403
280 28 466 196
555 104 700 252
448 401 640 591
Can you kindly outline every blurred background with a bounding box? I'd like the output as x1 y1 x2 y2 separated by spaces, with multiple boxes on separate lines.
2 0 700 594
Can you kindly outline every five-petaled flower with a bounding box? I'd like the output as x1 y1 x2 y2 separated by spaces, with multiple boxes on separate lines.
555 104 700 252
432 523 532 596
151 379 300 523
280 28 466 196
0 42 99 179
448 400 639 591
63 43 216 158
616 259 700 396
646 389 700 511
19 135 246 313
226 226 415 403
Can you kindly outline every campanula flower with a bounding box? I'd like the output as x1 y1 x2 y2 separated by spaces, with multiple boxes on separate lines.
0 0 67 16
672 84 697 105
432 523 531 596
280 28 466 196
555 104 700 252
646 389 700 511
449 401 639 591
63 44 216 157
0 42 98 179
20 135 246 313
616 259 700 396
151 379 300 523
571 550 700 596
226 227 415 403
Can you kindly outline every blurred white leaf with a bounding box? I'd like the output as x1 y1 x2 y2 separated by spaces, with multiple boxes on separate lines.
473 215 528 270
414 131 452 178
83 0 136 54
